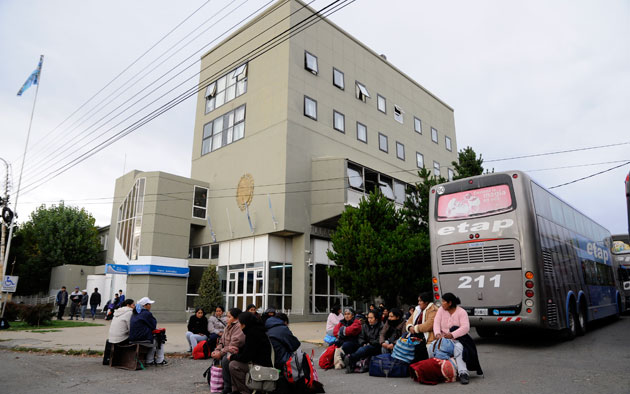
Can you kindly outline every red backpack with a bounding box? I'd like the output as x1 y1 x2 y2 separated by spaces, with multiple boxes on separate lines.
318 344 336 370
192 340 211 360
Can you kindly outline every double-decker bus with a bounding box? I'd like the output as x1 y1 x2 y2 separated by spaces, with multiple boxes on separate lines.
428 171 623 339
612 236 630 311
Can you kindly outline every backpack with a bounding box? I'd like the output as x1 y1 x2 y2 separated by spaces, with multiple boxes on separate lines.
193 340 211 360
431 338 455 360
318 344 336 370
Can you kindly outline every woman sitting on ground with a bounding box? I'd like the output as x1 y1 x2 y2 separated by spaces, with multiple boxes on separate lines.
265 312 301 393
186 307 209 353
406 292 438 361
207 305 227 353
229 312 273 394
211 308 245 394
333 308 362 357
379 307 405 353
344 310 382 373
325 304 342 336
433 292 483 385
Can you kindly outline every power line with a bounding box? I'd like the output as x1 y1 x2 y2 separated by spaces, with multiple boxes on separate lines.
486 141 630 163
525 159 630 173
549 161 630 189
17 0 355 196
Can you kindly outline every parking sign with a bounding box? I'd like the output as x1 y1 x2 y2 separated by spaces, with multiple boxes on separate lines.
2 276 18 292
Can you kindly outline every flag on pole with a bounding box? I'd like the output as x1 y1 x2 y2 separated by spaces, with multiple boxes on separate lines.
17 55 44 96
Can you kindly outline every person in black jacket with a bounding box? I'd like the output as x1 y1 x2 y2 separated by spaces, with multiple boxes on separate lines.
56 286 68 320
185 308 209 352
344 310 382 373
229 312 273 394
89 288 101 320
129 297 167 366
265 313 300 368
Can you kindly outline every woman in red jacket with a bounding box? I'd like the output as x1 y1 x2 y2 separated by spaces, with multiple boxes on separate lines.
333 308 362 355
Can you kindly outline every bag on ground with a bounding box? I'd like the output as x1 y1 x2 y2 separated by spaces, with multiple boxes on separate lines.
333 347 345 369
410 357 458 385
368 353 409 377
431 338 455 360
202 362 224 392
323 334 336 345
245 364 280 392
392 334 421 364
318 344 336 370
192 339 211 360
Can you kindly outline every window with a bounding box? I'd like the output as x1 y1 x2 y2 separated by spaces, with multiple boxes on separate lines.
394 180 406 204
333 68 344 89
189 244 219 260
431 127 438 143
346 161 408 204
347 162 364 190
193 186 208 219
394 105 404 123
304 51 318 74
304 96 317 120
416 152 424 168
379 175 395 200
201 105 246 155
433 161 441 176
205 63 248 114
333 110 345 133
116 177 145 260
414 117 422 134
396 142 405 160
445 136 452 151
378 133 388 152
356 122 367 143
377 94 386 113
448 168 454 181
356 81 371 102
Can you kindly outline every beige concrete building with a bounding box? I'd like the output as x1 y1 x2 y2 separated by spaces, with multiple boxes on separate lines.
103 0 458 321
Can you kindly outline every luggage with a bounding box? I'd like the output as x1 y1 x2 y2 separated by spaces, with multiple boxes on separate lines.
392 334 421 364
431 338 455 360
192 339 211 360
368 353 409 377
318 344 336 370
410 357 458 385
203 362 224 393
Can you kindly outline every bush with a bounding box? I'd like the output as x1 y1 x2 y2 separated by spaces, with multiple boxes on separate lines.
20 303 54 326
3 302 24 321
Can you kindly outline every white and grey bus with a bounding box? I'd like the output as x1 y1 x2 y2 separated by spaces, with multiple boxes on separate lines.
428 171 624 338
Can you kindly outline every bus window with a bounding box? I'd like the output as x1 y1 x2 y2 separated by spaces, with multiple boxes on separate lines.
437 184 513 221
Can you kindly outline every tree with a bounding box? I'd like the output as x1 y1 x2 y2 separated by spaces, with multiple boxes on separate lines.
401 167 446 234
326 192 430 306
11 203 101 295
451 146 484 180
195 266 223 312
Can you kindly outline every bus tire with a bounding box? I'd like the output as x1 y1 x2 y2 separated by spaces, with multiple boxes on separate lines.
565 307 577 340
576 304 587 336
475 327 496 338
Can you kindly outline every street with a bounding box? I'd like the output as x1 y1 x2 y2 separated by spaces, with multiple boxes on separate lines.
0 316 628 394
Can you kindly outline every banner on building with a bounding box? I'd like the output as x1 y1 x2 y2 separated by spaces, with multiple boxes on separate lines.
105 264 189 277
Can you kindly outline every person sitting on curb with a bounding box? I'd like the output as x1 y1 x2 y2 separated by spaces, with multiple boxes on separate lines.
129 297 168 366
207 305 227 354
186 307 209 353
210 308 245 394
379 307 405 354
333 308 362 363
344 310 382 373
103 299 135 365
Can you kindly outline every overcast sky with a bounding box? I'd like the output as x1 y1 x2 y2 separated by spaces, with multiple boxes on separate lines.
0 0 628 235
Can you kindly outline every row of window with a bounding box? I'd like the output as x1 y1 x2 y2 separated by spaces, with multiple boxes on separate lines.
306 95 454 180
204 63 248 114
189 244 220 259
201 105 246 155
304 50 452 151
347 161 407 204
193 186 208 219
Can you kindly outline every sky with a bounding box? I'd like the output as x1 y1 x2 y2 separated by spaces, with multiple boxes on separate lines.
0 0 629 235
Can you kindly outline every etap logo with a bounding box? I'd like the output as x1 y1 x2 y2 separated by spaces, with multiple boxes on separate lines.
437 219 514 236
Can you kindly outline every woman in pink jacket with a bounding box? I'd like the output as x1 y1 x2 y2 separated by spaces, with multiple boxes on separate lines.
433 293 470 385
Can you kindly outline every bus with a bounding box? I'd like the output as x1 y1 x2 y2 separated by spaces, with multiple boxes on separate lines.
428 170 623 339
612 236 630 312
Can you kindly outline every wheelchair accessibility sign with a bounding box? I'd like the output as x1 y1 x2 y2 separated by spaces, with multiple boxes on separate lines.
2 276 18 292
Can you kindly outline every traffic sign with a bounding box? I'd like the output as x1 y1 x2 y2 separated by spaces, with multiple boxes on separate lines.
2 276 18 292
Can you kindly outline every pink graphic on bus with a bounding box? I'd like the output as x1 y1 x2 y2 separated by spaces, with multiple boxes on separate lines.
438 185 512 219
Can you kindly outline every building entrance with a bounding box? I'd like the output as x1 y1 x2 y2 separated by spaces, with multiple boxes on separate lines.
227 267 264 311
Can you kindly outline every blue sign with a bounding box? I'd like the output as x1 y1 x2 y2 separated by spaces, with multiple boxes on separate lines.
105 264 189 278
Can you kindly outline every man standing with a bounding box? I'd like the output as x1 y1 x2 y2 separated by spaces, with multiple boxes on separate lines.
80 290 89 320
56 286 68 320
69 286 82 320
89 288 101 320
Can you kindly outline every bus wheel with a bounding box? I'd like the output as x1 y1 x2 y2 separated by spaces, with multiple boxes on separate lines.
565 308 577 340
576 305 587 336
476 327 496 338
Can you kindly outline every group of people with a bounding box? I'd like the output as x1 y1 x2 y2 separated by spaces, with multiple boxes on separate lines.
185 303 301 394
325 292 482 385
106 296 168 366
55 286 104 321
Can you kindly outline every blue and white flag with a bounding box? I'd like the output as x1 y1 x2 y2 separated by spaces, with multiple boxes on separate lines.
17 55 44 96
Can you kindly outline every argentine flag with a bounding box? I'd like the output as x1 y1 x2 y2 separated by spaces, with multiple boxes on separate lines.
17 55 44 96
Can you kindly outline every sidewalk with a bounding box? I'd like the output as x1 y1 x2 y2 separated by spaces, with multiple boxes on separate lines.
0 319 326 353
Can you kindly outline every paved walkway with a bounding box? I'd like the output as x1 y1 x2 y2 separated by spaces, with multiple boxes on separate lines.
0 319 326 353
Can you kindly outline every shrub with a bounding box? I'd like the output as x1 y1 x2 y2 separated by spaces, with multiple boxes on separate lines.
21 303 54 326
3 302 24 321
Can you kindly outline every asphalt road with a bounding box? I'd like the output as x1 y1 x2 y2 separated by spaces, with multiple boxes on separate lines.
1 316 628 394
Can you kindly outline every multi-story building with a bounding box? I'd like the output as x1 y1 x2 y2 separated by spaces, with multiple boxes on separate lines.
103 0 458 321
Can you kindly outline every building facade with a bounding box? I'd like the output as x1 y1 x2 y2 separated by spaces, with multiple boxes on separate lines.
104 0 458 321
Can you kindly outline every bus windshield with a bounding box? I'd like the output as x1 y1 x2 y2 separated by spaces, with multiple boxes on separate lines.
437 184 513 221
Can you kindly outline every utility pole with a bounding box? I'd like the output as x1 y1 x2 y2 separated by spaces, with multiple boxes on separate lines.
0 158 9 279
625 171 630 238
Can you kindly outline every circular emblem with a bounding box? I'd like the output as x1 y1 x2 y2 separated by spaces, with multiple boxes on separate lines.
236 174 254 211
436 186 445 195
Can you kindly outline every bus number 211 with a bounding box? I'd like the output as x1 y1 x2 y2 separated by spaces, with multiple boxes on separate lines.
457 274 501 289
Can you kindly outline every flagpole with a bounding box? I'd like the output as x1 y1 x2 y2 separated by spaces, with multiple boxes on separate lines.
1 55 44 318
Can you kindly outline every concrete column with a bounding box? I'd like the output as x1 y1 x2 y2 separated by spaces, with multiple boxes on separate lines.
291 233 310 315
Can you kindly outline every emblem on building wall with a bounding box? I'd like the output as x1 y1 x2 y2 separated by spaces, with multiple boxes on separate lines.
236 173 254 211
